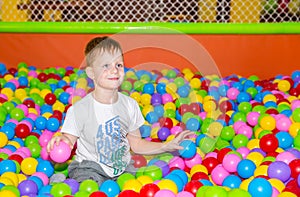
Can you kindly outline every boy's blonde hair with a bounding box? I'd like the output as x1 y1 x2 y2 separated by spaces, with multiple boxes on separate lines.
85 36 123 67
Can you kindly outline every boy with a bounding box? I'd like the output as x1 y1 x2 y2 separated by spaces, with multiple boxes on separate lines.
47 36 193 184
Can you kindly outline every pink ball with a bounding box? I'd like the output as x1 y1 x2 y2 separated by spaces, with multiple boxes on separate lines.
236 147 250 159
27 113 37 121
28 70 38 78
161 93 173 104
0 148 12 156
222 153 241 173
276 116 292 131
32 172 49 185
176 191 194 197
154 189 176 197
227 87 239 100
236 125 253 139
65 87 75 95
49 141 71 163
291 100 300 110
39 130 54 147
185 153 202 168
198 112 207 120
16 147 31 157
16 104 28 116
276 151 297 164
170 126 183 135
271 187 279 197
247 112 260 126
74 88 86 97
40 146 50 160
211 164 230 186
169 156 185 170
204 152 217 159
233 121 246 132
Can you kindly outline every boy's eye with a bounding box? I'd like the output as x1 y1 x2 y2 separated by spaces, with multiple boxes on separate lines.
116 64 123 68
103 64 110 69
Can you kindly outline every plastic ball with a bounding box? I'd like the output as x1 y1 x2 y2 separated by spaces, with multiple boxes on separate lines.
132 154 147 168
15 123 30 138
49 141 71 163
117 173 135 190
79 179 99 194
99 180 120 197
259 134 279 153
222 153 241 173
18 180 38 196
0 160 17 175
0 132 8 148
46 117 60 132
154 189 176 197
178 140 197 159
157 179 178 194
50 182 72 197
211 164 230 186
237 159 256 179
143 165 163 181
248 178 272 197
185 118 200 131
90 191 108 197
157 127 171 141
183 180 203 196
119 190 139 197
184 153 202 169
169 156 185 170
140 183 160 197
222 174 242 189
267 161 291 182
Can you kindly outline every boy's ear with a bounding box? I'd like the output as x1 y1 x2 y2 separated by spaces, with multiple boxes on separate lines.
85 67 94 79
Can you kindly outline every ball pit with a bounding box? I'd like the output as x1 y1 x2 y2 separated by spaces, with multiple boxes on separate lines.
0 62 299 196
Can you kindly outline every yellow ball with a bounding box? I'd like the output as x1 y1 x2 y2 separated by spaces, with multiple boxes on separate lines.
7 141 21 149
254 165 268 177
182 68 192 74
246 152 264 167
184 72 194 81
150 127 159 138
1 88 14 100
62 76 70 83
190 164 208 177
42 112 53 119
208 121 223 137
140 94 152 106
268 178 285 193
189 92 203 103
278 192 297 197
260 115 276 131
122 179 143 193
263 94 277 103
203 100 217 112
130 92 141 103
52 101 65 112
247 139 260 150
136 175 153 185
157 179 178 194
70 95 82 104
28 108 38 115
164 102 176 111
278 79 291 92
166 83 178 94
1 172 19 186
14 88 27 101
0 177 14 186
190 78 201 89
40 89 52 98
29 88 40 95
17 173 27 183
3 74 14 81
21 157 38 175
0 190 17 197
289 122 300 137
0 132 8 148
239 177 253 191
142 105 154 117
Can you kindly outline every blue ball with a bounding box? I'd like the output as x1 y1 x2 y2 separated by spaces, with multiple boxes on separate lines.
0 125 15 140
156 83 166 94
237 92 251 103
170 169 188 184
0 160 17 175
177 85 190 98
186 118 200 131
199 179 213 186
35 116 47 130
28 176 43 190
237 159 256 179
145 111 159 124
99 180 120 197
275 131 293 149
222 175 242 189
248 178 272 197
36 160 54 177
154 105 164 118
18 76 29 87
165 174 184 192
139 125 151 138
178 140 197 159
218 85 229 97
143 83 155 95
46 118 60 132
38 185 52 195
58 92 70 105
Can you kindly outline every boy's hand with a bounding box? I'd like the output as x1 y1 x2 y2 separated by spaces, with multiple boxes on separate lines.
47 134 73 153
164 130 194 152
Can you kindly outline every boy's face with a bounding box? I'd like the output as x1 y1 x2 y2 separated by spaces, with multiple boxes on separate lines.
88 49 125 91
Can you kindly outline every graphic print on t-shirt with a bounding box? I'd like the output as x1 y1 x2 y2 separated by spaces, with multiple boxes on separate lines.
96 115 128 175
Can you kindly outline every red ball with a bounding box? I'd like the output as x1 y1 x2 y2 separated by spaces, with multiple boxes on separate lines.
219 101 233 113
90 191 108 197
184 180 203 195
8 154 24 164
191 171 209 181
8 68 17 75
0 97 7 103
37 73 48 82
284 179 300 196
178 104 191 115
131 154 147 168
45 93 57 105
259 134 279 153
201 157 219 174
140 183 160 197
15 123 31 138
159 117 173 129
118 190 139 197
289 159 300 179
189 103 201 115
217 147 232 163
23 99 35 108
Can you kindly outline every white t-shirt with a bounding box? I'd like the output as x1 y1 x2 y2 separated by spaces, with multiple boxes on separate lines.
61 92 145 177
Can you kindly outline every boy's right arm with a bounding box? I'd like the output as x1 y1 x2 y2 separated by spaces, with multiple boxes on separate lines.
46 133 78 153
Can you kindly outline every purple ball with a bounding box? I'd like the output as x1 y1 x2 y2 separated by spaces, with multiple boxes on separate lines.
18 180 38 196
267 161 291 182
157 127 171 141
64 178 79 195
154 160 170 177
298 174 300 187
250 148 267 157
151 93 162 106
287 148 300 158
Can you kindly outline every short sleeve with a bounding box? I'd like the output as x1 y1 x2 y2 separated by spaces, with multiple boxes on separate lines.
60 106 80 137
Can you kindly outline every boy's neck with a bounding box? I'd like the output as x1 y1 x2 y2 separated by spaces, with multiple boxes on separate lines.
92 89 118 104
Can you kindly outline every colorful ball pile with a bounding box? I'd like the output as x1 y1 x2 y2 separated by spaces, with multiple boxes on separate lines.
0 62 300 196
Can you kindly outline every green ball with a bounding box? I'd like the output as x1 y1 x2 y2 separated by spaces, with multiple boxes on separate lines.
228 188 251 197
203 186 227 197
54 162 69 171
157 152 174 163
0 153 8 160
0 78 7 88
262 156 276 163
292 108 300 122
143 165 162 181
50 182 72 197
117 172 135 190
258 130 272 139
220 126 235 141
1 185 20 197
54 88 64 98
140 74 151 82
79 179 99 194
121 81 133 91
134 81 144 92
17 71 28 77
27 143 42 158
0 107 7 122
196 185 210 197
252 105 267 114
25 135 39 147
10 108 25 121
238 102 252 114
2 102 15 113
135 166 146 178
174 77 185 87
246 87 258 98
197 89 208 98
232 112 247 122
10 98 22 105
57 68 66 77
232 134 249 149
164 109 176 119
248 75 259 81
166 70 177 79
74 191 91 197
215 138 230 150
48 67 57 74
13 160 21 174
17 62 28 69
29 78 40 88
277 104 290 113
182 112 195 124
199 136 216 154
293 134 300 148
